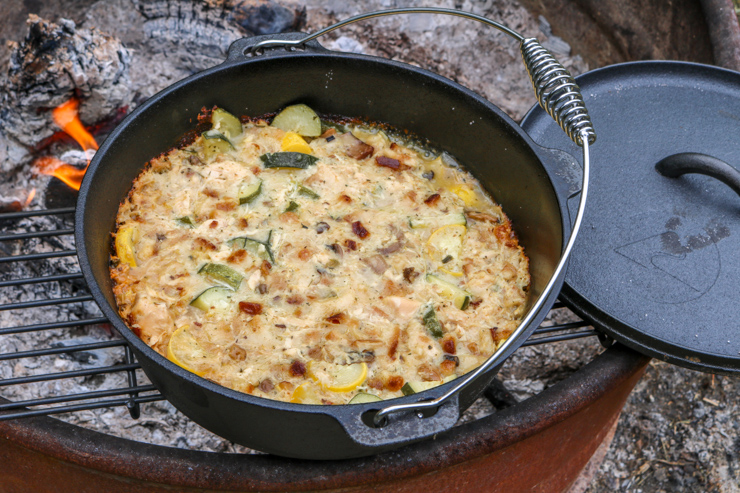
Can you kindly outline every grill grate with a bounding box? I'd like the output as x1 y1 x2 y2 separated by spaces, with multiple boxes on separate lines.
0 206 598 422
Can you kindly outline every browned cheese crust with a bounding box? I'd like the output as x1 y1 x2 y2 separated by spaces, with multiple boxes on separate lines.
111 116 529 405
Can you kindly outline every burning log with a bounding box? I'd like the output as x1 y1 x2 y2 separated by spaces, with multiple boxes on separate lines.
0 13 132 209
1 15 131 154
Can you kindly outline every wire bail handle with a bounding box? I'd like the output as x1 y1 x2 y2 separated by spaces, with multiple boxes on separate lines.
252 7 595 428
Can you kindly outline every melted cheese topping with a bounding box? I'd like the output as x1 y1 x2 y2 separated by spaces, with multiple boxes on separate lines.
111 120 529 404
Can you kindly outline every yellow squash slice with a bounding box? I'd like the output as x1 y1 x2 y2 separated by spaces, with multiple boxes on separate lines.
115 226 137 267
167 326 208 376
280 132 313 154
426 224 466 277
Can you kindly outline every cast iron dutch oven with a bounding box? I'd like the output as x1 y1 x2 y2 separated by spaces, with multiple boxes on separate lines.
76 9 595 459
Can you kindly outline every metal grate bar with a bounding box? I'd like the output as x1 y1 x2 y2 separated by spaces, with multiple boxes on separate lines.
523 330 598 346
0 317 109 336
0 207 75 220
0 339 127 361
0 295 95 312
0 250 78 264
0 272 84 288
0 384 159 412
0 363 142 387
532 321 588 335
0 394 165 421
0 228 74 242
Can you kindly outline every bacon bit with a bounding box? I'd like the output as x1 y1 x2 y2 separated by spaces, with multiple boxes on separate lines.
217 200 237 211
278 381 294 391
343 135 374 160
326 312 346 324
227 249 247 263
375 156 401 169
286 294 304 305
417 363 441 382
403 267 419 283
440 359 457 376
390 142 399 151
367 377 384 390
194 237 217 251
467 211 500 224
256 283 268 294
339 194 352 204
275 324 286 328
239 301 263 315
469 299 483 309
229 344 247 361
385 375 405 392
441 335 456 355
298 248 313 261
244 384 256 394
203 188 219 198
320 128 337 138
209 220 219 228
239 217 249 228
344 239 357 251
289 360 307 377
352 221 370 239
424 193 441 206
388 326 401 360
260 260 272 277
490 327 499 342
259 379 274 393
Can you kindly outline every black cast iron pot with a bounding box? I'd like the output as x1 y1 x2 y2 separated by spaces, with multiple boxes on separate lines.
76 15 592 459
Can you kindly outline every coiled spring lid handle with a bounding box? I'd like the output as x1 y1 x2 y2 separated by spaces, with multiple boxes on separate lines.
251 7 595 428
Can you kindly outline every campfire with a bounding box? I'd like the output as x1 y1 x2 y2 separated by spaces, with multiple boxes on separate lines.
34 98 99 191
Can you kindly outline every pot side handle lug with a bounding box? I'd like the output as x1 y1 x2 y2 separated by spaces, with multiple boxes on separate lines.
656 152 740 199
333 395 461 449
225 32 329 62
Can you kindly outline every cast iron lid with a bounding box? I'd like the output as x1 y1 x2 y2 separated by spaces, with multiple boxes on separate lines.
521 61 740 374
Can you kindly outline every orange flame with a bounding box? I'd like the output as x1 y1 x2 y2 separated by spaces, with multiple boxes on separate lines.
35 98 98 191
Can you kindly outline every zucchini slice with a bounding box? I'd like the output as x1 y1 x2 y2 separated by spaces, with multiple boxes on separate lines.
426 224 466 277
190 286 233 312
201 130 234 160
198 263 243 290
230 230 275 263
348 392 382 404
211 108 242 138
176 216 195 228
401 381 440 396
421 305 444 338
261 152 318 169
297 185 320 199
408 212 467 229
238 179 262 205
271 104 322 137
426 274 472 310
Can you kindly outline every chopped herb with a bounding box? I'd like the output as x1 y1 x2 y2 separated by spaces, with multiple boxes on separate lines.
285 201 300 212
422 305 444 338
